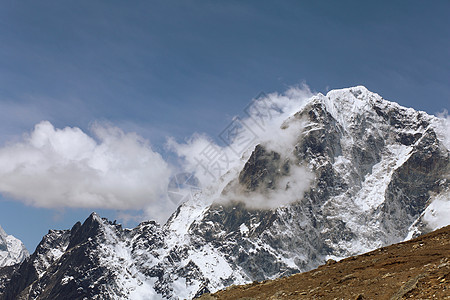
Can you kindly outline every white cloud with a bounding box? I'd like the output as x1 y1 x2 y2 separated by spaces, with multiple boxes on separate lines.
219 164 314 210
0 84 316 217
167 84 315 209
435 110 450 151
423 190 450 230
166 133 218 186
0 121 172 212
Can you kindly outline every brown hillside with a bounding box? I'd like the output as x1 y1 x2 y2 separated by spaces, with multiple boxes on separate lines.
199 225 450 299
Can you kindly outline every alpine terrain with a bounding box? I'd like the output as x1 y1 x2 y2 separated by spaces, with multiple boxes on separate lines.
0 225 29 297
199 224 450 299
0 225 28 268
0 86 449 299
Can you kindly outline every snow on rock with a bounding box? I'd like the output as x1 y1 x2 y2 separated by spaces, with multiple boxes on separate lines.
0 225 28 267
239 223 249 235
33 229 70 277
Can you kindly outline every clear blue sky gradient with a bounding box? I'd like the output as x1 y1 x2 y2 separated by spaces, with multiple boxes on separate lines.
0 1 449 250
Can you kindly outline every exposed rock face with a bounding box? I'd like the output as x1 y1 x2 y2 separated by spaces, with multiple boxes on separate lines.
0 86 448 299
238 144 289 192
1 228 70 300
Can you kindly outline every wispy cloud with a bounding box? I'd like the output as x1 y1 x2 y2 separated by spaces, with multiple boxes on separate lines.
167 84 315 209
0 95 93 146
436 110 450 152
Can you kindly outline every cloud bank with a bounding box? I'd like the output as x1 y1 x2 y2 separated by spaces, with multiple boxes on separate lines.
0 84 317 218
0 121 171 211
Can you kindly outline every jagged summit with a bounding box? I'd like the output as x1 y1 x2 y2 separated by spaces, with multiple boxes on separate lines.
313 86 435 134
0 225 28 268
0 87 448 299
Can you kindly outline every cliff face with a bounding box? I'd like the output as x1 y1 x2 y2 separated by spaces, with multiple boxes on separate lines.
1 86 449 299
187 86 449 286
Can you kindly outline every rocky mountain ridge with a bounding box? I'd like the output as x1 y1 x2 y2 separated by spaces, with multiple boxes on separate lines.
0 86 448 299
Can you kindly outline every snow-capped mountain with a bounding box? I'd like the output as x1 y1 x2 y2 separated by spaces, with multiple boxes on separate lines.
0 225 28 268
0 225 29 297
0 86 448 299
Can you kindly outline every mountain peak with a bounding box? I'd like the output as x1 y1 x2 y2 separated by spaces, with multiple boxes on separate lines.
88 211 102 222
325 85 371 100
0 225 6 238
0 225 29 268
66 212 104 249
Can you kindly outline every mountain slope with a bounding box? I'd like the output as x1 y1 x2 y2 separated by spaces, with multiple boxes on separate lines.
0 86 448 299
199 224 450 299
0 225 29 296
0 225 28 268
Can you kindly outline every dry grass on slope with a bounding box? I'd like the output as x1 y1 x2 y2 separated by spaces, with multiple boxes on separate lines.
199 226 450 300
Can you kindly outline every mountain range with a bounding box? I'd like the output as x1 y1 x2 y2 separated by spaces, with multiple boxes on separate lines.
0 86 449 299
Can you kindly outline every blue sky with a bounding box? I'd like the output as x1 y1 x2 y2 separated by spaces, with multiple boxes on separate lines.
0 1 449 251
